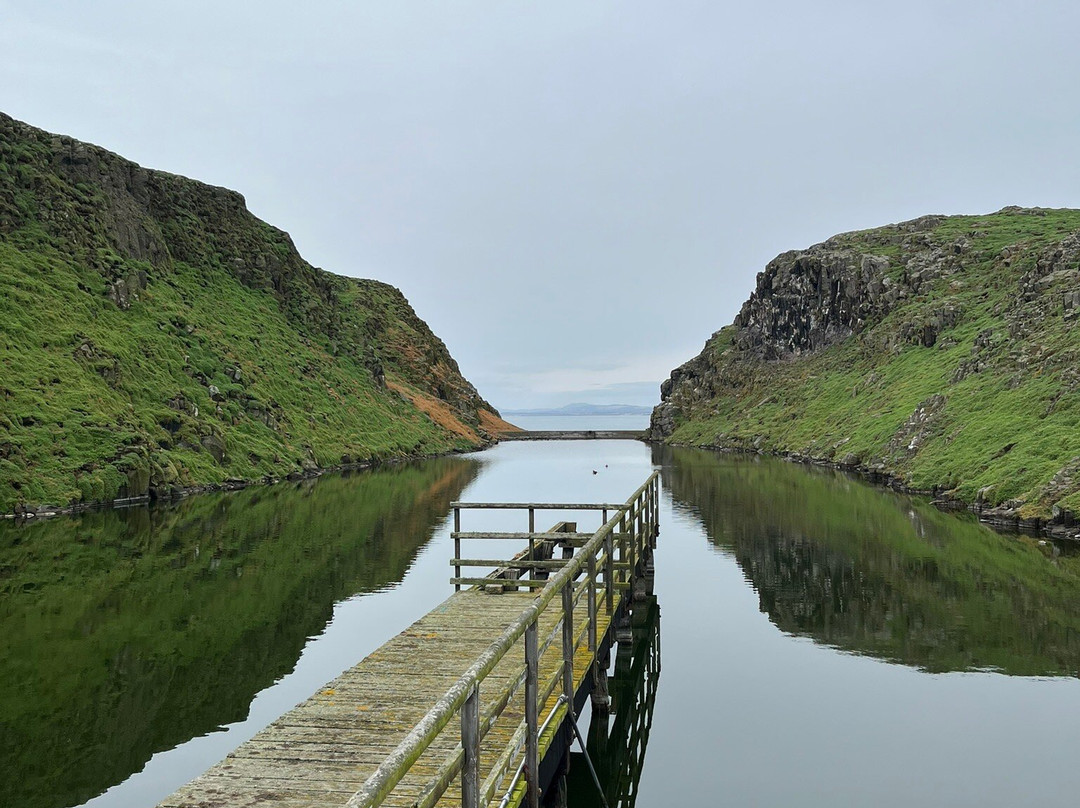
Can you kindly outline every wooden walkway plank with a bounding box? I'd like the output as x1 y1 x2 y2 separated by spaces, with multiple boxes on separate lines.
159 589 618 808
160 472 659 808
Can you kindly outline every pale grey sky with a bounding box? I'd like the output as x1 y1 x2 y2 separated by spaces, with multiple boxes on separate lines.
3 1 1080 409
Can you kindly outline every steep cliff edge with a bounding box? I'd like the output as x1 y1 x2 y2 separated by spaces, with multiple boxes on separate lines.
651 207 1080 530
0 112 511 514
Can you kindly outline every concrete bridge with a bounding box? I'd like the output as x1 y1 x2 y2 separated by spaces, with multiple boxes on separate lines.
497 430 645 441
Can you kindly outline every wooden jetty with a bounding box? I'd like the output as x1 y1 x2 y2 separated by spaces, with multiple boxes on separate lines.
497 430 645 441
159 472 660 808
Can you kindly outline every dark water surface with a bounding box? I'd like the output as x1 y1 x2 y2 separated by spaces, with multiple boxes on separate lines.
3 440 1080 807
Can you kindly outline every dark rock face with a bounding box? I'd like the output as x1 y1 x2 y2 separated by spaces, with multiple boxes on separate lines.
649 216 973 440
733 251 897 359
729 222 970 362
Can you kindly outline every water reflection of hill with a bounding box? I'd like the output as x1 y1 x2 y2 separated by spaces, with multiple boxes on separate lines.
658 446 1080 677
0 457 478 808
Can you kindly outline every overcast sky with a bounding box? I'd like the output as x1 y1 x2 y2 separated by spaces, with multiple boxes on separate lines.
3 1 1080 410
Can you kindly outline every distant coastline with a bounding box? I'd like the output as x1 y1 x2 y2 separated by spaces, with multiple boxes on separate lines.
502 403 654 417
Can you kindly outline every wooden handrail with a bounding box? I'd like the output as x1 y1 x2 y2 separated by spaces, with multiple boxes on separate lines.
450 502 624 510
450 531 597 539
346 471 660 808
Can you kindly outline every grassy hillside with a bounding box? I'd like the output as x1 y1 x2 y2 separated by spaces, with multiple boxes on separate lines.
0 112 511 513
653 208 1080 525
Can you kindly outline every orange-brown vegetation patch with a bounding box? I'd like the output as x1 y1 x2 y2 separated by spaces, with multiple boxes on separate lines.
387 377 480 443
479 409 523 435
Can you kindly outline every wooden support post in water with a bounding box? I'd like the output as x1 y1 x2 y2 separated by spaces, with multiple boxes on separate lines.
525 620 540 808
591 644 610 712
461 685 480 808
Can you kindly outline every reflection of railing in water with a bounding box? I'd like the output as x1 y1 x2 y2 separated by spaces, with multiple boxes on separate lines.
600 594 661 808
550 593 660 808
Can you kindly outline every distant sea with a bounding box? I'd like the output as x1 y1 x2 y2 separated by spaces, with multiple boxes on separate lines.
504 413 651 431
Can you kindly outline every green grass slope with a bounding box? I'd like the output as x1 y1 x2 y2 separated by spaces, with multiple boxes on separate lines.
653 208 1080 526
0 112 505 513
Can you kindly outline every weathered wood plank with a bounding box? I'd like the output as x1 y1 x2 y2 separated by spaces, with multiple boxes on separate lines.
159 586 618 808
155 467 665 808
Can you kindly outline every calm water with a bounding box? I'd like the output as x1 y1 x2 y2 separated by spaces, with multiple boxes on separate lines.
3 440 1080 807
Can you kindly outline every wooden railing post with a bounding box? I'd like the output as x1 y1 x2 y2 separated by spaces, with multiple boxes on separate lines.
587 552 597 662
651 482 656 540
651 482 656 545
651 478 659 543
454 507 462 592
604 532 614 614
525 621 540 808
630 499 639 557
644 486 651 540
562 582 574 707
528 508 536 580
619 514 628 589
461 685 480 808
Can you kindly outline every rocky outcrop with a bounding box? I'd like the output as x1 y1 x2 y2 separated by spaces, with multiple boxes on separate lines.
727 214 971 361
733 251 896 358
651 207 1080 531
